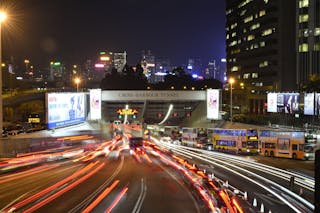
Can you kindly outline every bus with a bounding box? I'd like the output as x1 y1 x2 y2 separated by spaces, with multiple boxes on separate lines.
181 127 198 146
259 130 314 160
181 127 210 148
211 128 259 154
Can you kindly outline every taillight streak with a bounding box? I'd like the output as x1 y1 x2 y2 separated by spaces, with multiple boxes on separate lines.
82 180 120 213
22 162 105 213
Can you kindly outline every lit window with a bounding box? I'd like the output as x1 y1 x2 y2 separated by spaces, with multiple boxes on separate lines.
264 0 268 3
260 41 265 47
259 10 266 17
240 10 246 16
314 28 320 36
299 14 309 23
231 49 241 54
226 9 232 15
247 34 255 41
243 73 250 79
299 43 308 52
314 43 320 51
226 34 229 39
259 61 269 68
299 0 309 8
243 28 247 33
252 73 258 78
229 40 238 47
231 23 237 29
232 32 237 37
250 23 260 30
262 28 273 36
231 66 239 72
244 15 253 23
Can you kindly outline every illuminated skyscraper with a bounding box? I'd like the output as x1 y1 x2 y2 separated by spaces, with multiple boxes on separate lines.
296 0 320 86
226 0 296 113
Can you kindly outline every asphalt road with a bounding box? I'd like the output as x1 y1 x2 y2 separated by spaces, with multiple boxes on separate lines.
0 150 208 213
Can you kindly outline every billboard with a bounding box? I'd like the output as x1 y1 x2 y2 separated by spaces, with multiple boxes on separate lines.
267 93 277 112
304 93 315 115
46 93 85 129
267 93 300 114
206 89 220 120
89 89 102 120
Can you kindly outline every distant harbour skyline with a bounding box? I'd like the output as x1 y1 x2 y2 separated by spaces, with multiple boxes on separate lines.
0 0 226 69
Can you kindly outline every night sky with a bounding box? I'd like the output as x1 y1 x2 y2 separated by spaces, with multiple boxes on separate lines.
1 0 226 68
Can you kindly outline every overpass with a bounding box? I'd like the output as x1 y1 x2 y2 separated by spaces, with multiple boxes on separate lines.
101 90 207 125
3 89 215 126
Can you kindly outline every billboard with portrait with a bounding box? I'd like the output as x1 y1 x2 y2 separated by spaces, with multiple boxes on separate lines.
268 93 300 114
275 93 300 114
90 89 102 120
304 93 315 115
206 89 220 120
46 93 86 129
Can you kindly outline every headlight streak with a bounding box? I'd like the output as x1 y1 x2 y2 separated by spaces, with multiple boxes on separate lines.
158 142 314 213
174 144 315 192
68 156 125 213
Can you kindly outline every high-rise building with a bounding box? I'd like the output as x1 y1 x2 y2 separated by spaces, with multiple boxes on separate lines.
296 0 320 86
186 58 203 78
141 50 156 83
113 51 127 72
226 0 296 113
155 57 171 83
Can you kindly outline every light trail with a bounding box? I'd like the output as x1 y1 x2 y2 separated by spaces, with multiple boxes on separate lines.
22 162 105 213
157 141 314 213
81 180 120 213
104 186 128 213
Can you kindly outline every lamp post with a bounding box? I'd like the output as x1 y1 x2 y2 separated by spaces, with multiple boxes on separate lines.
0 11 7 137
74 77 80 92
229 78 235 122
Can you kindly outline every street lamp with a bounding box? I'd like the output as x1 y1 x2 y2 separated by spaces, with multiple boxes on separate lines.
74 77 81 92
0 11 7 136
229 77 235 122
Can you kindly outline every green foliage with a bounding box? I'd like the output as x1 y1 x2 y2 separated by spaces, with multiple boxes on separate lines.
301 74 320 92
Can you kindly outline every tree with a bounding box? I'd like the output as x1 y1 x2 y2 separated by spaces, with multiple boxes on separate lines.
301 74 320 92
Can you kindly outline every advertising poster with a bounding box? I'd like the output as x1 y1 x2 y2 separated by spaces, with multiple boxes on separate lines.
277 93 299 114
206 89 220 120
267 93 277 112
47 93 85 128
304 93 314 115
90 89 102 120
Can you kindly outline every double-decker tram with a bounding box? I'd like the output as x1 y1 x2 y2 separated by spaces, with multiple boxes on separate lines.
211 128 259 154
259 130 314 160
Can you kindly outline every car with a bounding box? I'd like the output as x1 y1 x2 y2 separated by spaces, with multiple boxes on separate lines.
160 136 172 143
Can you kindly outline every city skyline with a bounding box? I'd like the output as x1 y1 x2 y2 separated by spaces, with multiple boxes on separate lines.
0 0 226 68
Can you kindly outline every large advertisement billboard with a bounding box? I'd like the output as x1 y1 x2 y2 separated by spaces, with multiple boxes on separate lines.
46 93 85 129
267 93 299 114
304 93 315 115
206 89 220 120
90 89 102 120
267 93 277 112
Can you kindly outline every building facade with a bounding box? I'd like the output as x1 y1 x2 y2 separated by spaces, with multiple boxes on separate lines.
296 0 320 86
226 0 296 114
